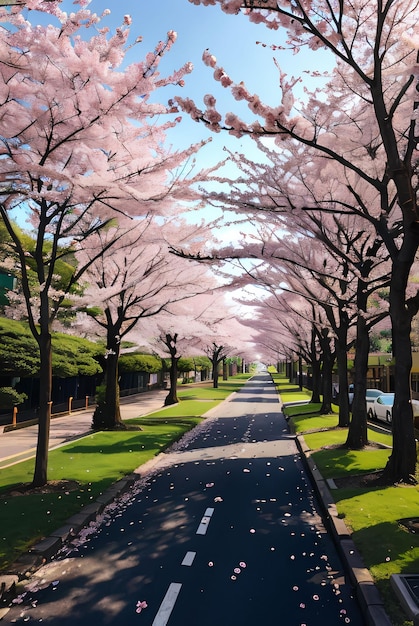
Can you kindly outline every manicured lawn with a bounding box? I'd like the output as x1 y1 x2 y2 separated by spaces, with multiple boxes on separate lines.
311 444 392 478
335 484 419 625
139 401 218 420
178 375 249 401
291 413 339 432
282 402 323 417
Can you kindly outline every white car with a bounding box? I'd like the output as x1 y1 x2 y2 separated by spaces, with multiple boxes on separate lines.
371 393 394 422
349 386 384 410
365 389 385 417
371 393 419 423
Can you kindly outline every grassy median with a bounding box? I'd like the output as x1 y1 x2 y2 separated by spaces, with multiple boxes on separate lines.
273 374 419 626
0 376 248 570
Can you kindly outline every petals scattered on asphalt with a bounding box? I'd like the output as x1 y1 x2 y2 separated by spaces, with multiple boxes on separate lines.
136 600 148 614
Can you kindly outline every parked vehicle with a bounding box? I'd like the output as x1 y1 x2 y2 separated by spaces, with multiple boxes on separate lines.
370 392 419 423
370 393 394 422
348 384 354 407
365 388 385 418
349 386 384 410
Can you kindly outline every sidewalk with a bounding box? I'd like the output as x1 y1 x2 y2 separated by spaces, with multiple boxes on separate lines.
0 389 168 468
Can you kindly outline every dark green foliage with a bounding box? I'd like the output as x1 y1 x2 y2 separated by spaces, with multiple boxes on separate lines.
177 357 195 372
0 386 27 408
119 353 162 374
51 333 103 377
0 319 39 376
0 318 103 378
191 356 212 370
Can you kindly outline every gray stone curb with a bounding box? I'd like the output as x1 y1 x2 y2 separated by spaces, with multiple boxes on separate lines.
296 434 393 626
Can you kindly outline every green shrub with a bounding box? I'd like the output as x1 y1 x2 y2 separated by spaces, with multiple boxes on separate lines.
119 353 161 373
0 386 27 409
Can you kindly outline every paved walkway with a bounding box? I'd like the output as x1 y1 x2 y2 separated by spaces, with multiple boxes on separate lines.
0 389 168 467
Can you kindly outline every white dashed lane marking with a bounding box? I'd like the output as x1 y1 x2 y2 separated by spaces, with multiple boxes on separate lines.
152 507 215 623
181 551 196 566
196 507 215 535
152 582 182 626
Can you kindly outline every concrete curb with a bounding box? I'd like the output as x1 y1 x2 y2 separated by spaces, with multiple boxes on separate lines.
295 434 393 626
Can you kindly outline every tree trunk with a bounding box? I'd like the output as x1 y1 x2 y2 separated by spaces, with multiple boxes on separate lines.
32 329 52 487
298 355 303 391
346 278 369 449
336 340 350 427
383 260 417 482
319 329 334 414
92 330 124 430
346 312 369 449
165 355 179 405
333 308 350 427
163 333 180 406
212 356 219 388
223 358 228 381
310 360 322 403
104 344 123 427
372 84 419 481
309 327 322 403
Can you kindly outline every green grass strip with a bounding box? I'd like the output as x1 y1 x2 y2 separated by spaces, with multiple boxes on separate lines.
290 413 338 432
334 485 419 626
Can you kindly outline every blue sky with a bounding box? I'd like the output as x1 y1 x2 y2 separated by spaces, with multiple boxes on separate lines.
27 0 332 173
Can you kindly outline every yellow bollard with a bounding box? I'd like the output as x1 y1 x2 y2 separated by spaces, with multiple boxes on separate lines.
12 406 17 427
68 396 73 414
85 395 89 409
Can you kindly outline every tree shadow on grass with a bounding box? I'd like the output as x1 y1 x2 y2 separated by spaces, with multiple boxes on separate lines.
312 446 391 479
59 431 186 456
350 520 419 572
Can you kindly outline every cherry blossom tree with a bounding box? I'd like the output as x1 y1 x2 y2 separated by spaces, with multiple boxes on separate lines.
179 0 419 483
197 189 393 438
74 217 217 425
147 293 256 399
0 2 210 486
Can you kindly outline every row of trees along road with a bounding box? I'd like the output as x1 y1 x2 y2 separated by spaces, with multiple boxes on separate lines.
0 3 254 487
174 0 419 484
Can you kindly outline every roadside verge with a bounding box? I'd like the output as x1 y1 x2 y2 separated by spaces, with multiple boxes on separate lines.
296 434 393 626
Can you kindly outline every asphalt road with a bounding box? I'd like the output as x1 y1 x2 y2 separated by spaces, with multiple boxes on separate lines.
3 374 365 625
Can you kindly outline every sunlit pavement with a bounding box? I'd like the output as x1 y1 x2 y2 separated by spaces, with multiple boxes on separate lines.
0 389 168 467
2 375 369 625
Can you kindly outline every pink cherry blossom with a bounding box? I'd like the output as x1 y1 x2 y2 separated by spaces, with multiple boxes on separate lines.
136 600 148 614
